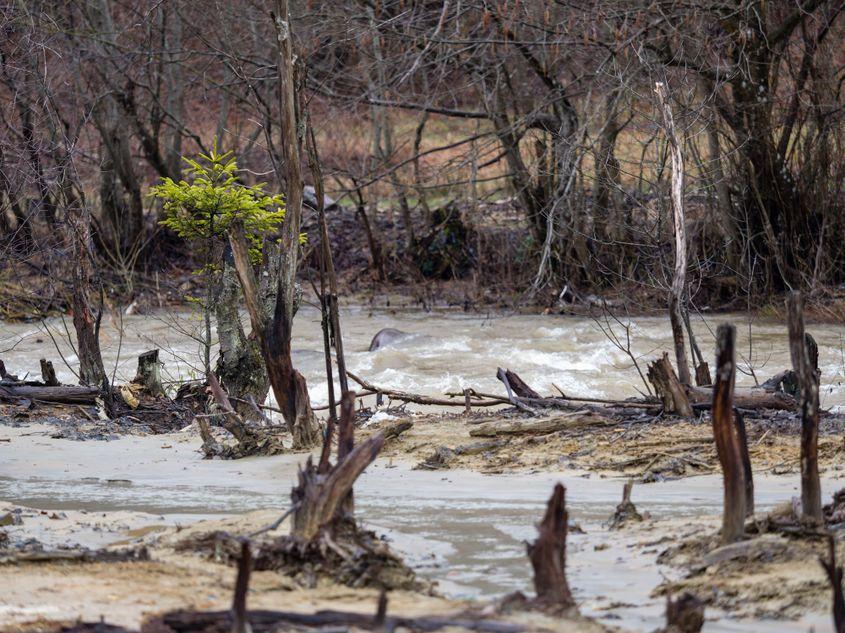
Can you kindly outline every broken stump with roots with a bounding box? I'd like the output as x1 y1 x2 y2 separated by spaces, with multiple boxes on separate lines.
178 390 417 591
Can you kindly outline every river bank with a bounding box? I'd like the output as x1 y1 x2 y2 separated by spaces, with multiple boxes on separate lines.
1 421 843 632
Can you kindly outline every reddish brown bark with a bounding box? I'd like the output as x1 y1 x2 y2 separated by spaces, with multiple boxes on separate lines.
527 483 574 609
711 324 746 544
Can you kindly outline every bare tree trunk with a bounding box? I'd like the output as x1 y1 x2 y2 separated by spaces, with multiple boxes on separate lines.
65 181 106 388
162 0 184 180
712 324 745 544
215 246 269 421
655 82 691 386
787 291 822 524
223 2 320 448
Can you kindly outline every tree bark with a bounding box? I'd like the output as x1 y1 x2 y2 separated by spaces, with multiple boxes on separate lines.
214 246 269 421
712 324 746 544
787 291 822 524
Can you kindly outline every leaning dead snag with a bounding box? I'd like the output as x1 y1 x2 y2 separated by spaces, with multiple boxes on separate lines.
787 291 823 524
819 536 845 633
527 483 574 610
648 353 693 416
291 391 384 541
711 323 746 543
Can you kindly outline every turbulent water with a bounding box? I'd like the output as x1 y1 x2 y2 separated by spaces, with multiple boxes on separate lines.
2 305 844 410
1 306 845 632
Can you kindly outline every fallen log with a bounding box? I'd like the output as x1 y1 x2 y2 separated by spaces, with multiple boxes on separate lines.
687 385 796 410
499 369 540 399
0 545 148 565
0 384 99 404
469 411 614 437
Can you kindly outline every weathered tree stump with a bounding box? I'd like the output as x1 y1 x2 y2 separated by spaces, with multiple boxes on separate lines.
664 592 705 633
711 324 746 544
787 292 823 524
291 391 384 541
39 359 59 386
648 353 693 416
527 483 574 610
134 350 164 396
607 480 643 529
694 362 711 387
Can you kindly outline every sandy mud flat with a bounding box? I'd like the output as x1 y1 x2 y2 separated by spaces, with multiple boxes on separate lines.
0 421 843 632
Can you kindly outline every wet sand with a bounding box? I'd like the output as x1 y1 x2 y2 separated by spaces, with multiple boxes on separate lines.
1 423 843 632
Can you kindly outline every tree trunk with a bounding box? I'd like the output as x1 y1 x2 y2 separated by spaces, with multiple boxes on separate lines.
787 291 822 524
215 246 269 421
711 324 746 544
66 187 106 388
655 82 691 386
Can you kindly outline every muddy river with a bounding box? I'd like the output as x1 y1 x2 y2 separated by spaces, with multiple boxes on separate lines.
2 306 844 409
2 307 845 631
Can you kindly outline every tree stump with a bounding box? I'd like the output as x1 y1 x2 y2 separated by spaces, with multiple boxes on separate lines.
291 391 384 541
39 359 59 386
647 353 693 416
664 592 704 633
134 350 164 396
527 483 574 610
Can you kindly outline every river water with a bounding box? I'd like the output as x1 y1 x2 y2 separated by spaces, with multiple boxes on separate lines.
1 306 844 410
1 307 844 632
